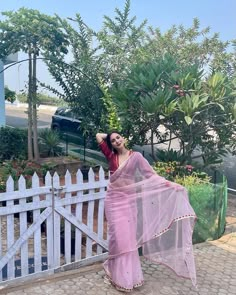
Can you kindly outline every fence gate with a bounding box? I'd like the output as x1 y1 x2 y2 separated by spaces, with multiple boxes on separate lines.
0 167 108 285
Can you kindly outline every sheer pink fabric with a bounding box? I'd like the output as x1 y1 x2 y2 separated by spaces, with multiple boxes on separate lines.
103 152 197 290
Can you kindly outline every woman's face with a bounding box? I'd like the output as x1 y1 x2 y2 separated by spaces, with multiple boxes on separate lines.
110 133 125 150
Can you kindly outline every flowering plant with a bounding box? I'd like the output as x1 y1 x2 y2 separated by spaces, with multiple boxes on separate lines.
152 161 210 185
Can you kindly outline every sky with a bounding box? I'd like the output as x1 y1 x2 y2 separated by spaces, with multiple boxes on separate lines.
1 0 236 95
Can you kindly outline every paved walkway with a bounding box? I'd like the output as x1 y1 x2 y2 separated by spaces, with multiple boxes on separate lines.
0 195 235 295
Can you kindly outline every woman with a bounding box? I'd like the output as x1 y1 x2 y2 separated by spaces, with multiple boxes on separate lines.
96 131 197 292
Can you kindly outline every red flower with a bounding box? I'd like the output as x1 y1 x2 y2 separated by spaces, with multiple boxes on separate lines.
185 165 193 172
176 89 185 96
173 85 180 89
186 165 193 169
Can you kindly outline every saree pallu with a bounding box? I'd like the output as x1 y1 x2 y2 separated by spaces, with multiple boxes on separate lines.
103 152 197 291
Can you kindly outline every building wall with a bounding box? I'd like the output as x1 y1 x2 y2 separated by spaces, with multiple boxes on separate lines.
0 54 18 127
0 60 6 127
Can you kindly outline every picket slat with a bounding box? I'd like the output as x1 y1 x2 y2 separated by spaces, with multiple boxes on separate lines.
86 201 95 258
19 176 29 277
53 172 61 268
64 170 72 264
45 172 53 270
6 176 15 280
75 170 83 260
86 168 95 258
97 167 105 255
32 173 42 273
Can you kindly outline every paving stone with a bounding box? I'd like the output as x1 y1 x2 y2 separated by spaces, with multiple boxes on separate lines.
230 280 236 286
71 291 85 295
7 292 26 295
218 289 229 294
79 277 89 282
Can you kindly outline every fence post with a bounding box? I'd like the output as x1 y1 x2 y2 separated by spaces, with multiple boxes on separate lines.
6 176 15 280
52 173 61 268
45 172 53 270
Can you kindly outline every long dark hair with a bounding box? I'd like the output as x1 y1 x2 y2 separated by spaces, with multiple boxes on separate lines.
106 130 122 154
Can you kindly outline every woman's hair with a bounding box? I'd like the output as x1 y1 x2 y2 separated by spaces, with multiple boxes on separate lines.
106 130 122 154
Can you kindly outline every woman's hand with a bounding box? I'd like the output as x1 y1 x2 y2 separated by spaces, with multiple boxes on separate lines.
96 133 107 144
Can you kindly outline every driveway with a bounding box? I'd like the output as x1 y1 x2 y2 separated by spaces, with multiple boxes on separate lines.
5 103 56 129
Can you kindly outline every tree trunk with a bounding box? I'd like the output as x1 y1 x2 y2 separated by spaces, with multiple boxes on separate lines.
168 130 172 152
186 125 193 164
32 48 39 161
27 51 33 160
151 130 155 160
181 140 185 164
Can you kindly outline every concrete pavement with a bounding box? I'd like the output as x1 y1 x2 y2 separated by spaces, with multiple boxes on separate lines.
0 195 235 295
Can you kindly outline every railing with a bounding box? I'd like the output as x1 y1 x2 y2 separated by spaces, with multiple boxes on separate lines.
228 188 236 195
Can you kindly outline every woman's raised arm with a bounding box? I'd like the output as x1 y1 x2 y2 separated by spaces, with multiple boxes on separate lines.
96 133 107 144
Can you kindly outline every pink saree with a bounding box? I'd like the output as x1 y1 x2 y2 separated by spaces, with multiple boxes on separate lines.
103 152 197 291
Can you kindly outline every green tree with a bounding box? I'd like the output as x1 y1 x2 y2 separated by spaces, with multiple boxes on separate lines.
42 13 104 132
0 8 68 160
112 55 236 164
137 18 236 76
167 71 236 165
42 0 146 133
4 86 16 103
100 80 122 132
43 2 236 140
112 55 179 158
96 0 147 83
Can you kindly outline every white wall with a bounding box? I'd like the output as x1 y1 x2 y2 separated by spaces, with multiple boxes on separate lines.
0 60 6 127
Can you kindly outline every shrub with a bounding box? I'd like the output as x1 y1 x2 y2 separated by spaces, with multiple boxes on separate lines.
0 127 27 160
5 86 16 103
38 128 62 157
156 148 186 163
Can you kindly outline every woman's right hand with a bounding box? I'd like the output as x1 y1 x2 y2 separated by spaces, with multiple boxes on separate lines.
96 133 107 144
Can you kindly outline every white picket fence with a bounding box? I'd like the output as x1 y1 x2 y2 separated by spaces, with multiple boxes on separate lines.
0 167 109 285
